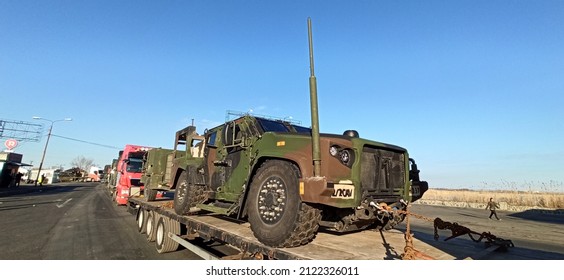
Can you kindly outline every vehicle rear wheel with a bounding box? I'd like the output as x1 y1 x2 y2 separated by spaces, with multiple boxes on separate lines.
146 211 157 242
155 216 180 254
246 160 321 248
173 171 206 215
136 209 147 234
145 188 158 201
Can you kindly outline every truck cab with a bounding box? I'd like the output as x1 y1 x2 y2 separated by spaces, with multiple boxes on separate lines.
114 145 152 205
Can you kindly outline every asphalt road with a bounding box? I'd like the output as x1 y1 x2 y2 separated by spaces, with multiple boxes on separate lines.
397 204 564 260
0 183 200 260
0 183 562 260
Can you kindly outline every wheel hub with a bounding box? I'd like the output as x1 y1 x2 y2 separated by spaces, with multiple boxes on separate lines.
177 182 187 203
258 177 286 224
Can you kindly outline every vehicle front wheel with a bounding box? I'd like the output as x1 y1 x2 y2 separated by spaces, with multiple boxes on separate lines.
246 160 321 248
173 171 206 215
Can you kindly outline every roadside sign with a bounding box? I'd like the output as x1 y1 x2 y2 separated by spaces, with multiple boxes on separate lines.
4 138 18 150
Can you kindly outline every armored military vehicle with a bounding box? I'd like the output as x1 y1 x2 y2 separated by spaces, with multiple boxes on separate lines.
141 114 428 248
140 18 428 248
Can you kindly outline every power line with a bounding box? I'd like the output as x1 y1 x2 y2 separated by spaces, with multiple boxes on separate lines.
0 118 43 142
51 134 120 150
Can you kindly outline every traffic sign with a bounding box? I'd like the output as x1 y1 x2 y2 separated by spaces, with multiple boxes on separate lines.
4 139 18 150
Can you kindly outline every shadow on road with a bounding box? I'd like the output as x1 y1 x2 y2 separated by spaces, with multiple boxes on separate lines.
403 226 564 260
508 209 564 225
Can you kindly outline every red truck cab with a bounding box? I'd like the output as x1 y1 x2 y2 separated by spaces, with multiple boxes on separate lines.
114 144 152 205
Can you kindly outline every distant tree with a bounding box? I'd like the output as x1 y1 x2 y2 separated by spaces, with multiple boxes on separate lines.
70 156 95 173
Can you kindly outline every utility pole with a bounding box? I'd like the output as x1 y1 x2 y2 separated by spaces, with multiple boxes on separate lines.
32 117 72 186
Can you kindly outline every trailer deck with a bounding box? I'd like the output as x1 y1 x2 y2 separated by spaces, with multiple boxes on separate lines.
128 196 454 260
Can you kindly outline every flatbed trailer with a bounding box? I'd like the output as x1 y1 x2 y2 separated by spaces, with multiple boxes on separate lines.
127 196 454 260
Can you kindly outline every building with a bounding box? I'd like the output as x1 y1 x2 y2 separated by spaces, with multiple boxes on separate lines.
0 152 31 188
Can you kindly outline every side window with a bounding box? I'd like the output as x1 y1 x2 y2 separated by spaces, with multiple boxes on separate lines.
175 141 186 158
191 138 204 158
207 131 217 147
224 122 242 147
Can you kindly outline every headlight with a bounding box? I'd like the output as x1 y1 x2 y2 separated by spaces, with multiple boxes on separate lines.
329 145 339 156
329 145 355 167
339 149 352 166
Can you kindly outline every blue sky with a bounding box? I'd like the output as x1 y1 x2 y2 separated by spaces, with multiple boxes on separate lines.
1 1 563 191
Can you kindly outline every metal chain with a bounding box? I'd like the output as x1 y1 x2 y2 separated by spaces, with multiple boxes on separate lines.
400 205 435 260
397 206 514 255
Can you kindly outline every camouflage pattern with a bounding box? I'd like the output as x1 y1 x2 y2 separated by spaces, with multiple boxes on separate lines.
141 114 428 232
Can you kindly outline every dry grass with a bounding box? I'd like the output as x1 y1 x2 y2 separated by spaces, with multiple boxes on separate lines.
422 188 564 209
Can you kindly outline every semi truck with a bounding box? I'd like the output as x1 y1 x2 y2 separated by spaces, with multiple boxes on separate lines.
138 18 428 249
112 144 153 205
87 166 104 182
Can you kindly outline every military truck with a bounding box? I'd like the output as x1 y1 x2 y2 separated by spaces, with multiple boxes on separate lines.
141 114 428 248
140 148 174 200
140 18 428 248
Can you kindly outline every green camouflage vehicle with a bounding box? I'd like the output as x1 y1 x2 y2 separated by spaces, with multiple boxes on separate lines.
141 18 428 248
141 115 428 248
140 148 175 201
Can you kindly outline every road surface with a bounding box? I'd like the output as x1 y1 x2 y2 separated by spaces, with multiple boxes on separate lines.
0 183 562 260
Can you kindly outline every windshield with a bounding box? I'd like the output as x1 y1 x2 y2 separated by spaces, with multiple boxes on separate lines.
257 118 311 134
291 125 311 134
126 158 143 173
257 118 289 132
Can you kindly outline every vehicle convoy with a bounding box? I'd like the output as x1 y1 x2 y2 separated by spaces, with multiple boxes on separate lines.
113 144 153 205
139 19 428 249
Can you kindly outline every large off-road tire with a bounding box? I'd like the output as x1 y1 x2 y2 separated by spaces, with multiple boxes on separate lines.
136 209 147 234
173 171 206 215
146 211 157 242
246 160 321 248
145 188 158 202
155 216 181 254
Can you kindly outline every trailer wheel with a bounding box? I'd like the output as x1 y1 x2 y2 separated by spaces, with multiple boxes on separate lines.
145 188 158 201
173 171 206 215
136 209 147 234
246 160 321 248
146 211 157 242
155 216 180 254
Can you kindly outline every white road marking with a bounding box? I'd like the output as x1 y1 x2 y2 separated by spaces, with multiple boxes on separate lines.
56 198 73 208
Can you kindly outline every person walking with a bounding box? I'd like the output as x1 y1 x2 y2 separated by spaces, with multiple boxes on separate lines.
39 174 46 186
15 172 23 187
486 197 501 220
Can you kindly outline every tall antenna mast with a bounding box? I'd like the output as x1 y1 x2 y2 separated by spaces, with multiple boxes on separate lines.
308 17 321 177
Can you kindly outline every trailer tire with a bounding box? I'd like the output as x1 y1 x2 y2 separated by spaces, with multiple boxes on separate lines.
146 211 157 242
155 216 180 254
246 160 321 248
145 188 158 202
173 171 206 215
136 209 147 234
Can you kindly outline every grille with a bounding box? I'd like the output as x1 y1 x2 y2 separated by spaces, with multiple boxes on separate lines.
130 178 142 186
360 146 405 197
